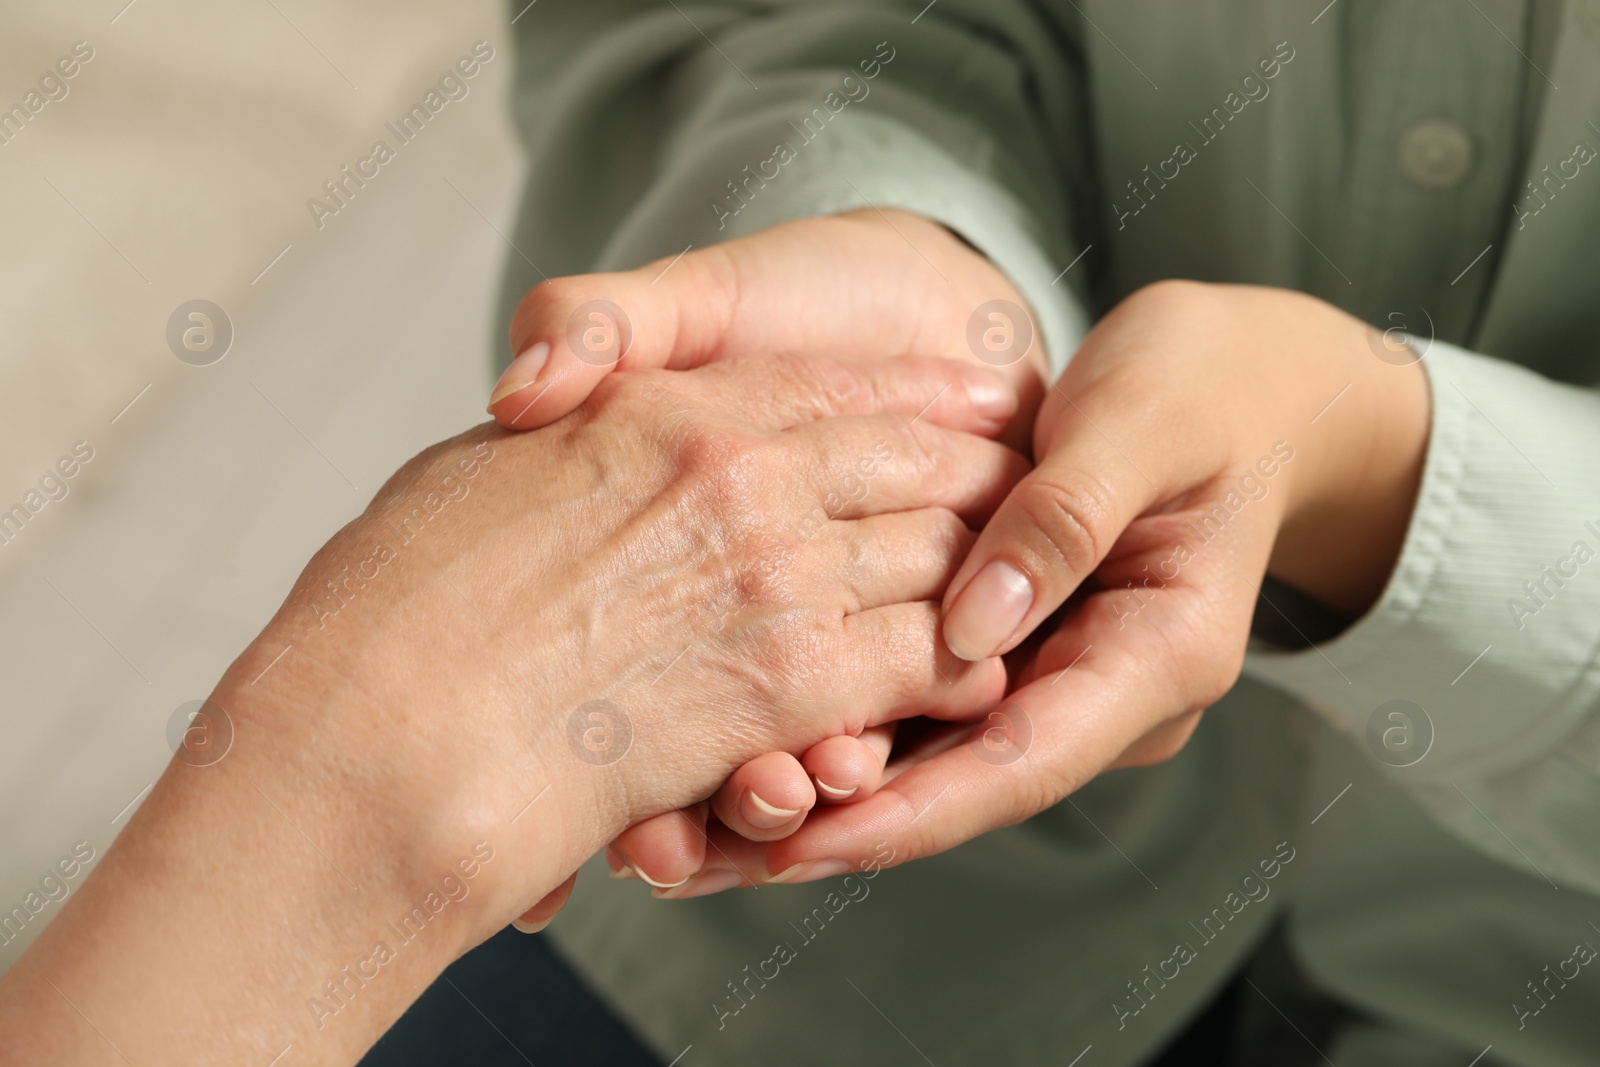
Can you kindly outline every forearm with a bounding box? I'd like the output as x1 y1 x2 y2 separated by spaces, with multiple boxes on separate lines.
0 349 1015 1061
0 641 576 1066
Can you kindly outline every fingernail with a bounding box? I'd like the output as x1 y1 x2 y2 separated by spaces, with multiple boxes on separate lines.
488 341 551 409
652 869 744 899
608 865 638 880
631 866 688 890
765 860 849 885
944 560 1034 660
959 367 1017 423
511 917 551 934
743 790 802 829
814 779 857 801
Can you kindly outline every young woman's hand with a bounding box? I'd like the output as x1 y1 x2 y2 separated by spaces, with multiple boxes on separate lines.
664 280 1432 894
488 209 1046 448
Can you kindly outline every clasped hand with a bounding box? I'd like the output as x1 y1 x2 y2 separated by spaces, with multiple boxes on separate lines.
490 209 1429 918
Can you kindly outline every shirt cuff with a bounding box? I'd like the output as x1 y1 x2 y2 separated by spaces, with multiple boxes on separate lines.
1244 337 1600 780
593 110 1089 378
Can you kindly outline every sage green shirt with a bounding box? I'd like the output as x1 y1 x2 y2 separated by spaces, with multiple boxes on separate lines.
499 3 1600 1064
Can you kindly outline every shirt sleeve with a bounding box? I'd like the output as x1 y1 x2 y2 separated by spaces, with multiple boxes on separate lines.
495 0 1094 376
1245 338 1600 896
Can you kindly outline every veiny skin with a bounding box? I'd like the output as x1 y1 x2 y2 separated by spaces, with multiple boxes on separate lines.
0 350 1024 1066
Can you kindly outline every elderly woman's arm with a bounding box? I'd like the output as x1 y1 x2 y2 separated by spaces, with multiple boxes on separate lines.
0 352 1022 1066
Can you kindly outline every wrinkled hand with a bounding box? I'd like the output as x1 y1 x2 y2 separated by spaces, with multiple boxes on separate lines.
0 349 1031 1066
254 348 1024 932
660 280 1431 894
487 210 1049 903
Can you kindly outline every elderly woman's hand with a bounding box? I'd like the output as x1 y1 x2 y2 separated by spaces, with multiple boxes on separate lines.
0 351 1025 1066
486 208 1049 897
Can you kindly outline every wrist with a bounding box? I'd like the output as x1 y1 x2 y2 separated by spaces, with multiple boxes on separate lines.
219 622 597 943
1269 323 1431 617
0 668 504 1065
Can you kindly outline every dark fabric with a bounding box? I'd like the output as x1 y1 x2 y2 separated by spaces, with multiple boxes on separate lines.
1145 970 1244 1067
365 920 1351 1065
359 928 662 1067
1146 920 1358 1067
1250 575 1354 652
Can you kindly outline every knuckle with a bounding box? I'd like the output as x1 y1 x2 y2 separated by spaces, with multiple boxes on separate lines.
742 608 843 704
516 273 639 361
876 614 934 703
680 425 768 516
724 527 801 612
1012 471 1117 577
373 436 475 510
771 351 865 415
876 414 940 483
928 507 975 556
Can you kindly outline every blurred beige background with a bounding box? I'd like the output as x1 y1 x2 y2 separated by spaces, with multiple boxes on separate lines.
0 0 523 968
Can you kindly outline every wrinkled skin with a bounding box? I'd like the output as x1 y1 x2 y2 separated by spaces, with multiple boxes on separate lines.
0 350 1026 1066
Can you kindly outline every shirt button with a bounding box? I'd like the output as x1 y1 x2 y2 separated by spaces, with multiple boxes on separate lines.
1399 120 1474 189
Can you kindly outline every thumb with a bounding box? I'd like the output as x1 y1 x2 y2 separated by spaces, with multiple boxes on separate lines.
940 385 1172 660
489 210 1038 432
488 247 735 430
